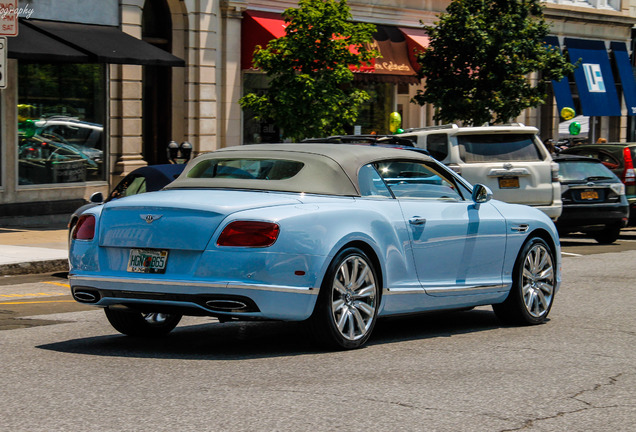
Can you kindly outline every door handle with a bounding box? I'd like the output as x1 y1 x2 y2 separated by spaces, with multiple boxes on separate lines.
409 217 427 225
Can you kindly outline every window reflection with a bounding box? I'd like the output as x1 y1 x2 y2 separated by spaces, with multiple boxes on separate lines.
17 63 106 185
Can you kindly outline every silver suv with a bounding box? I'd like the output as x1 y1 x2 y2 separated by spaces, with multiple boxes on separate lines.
398 124 562 220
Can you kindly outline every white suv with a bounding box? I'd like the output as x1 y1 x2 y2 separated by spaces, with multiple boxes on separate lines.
398 124 562 220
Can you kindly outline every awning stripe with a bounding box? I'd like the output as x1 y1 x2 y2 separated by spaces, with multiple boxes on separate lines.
544 36 575 113
565 38 621 117
399 27 428 72
610 41 636 116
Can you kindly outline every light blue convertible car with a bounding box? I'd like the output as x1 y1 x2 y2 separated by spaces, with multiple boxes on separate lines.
69 144 561 349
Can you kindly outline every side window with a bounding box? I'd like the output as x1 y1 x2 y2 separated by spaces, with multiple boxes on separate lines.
374 160 463 201
426 133 449 161
358 164 392 198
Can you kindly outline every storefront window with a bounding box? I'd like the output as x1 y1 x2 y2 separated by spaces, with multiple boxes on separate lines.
351 82 394 135
243 74 395 141
17 63 106 185
242 73 281 144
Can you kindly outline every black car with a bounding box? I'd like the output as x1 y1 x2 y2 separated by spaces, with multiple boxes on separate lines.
559 142 636 223
68 164 186 235
554 155 629 244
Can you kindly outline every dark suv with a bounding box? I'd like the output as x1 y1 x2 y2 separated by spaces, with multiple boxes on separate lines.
560 143 636 223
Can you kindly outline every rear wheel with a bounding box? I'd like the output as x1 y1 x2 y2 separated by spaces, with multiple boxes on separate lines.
309 247 380 350
592 222 621 244
104 308 182 337
493 237 556 325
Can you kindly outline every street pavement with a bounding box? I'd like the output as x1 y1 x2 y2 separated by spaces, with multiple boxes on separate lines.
0 222 68 276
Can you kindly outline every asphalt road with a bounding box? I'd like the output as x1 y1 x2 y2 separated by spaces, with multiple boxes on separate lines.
1 237 635 431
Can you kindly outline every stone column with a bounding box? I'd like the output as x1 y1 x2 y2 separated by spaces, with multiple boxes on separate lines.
182 1 219 154
111 0 146 182
219 0 248 147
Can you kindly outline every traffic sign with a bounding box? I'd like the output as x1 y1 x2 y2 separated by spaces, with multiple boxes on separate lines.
0 0 18 36
0 37 6 89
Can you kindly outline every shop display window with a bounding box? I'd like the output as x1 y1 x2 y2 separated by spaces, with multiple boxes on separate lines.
242 73 395 142
17 63 106 185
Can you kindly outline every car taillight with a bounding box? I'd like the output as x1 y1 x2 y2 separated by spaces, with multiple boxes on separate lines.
217 221 280 247
551 162 560 182
73 215 95 240
623 147 636 186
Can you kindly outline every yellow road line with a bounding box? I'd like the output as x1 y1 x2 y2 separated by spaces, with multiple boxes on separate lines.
43 281 71 288
0 300 76 305
0 292 67 298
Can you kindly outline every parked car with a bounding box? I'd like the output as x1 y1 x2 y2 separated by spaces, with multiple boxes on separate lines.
397 124 562 220
68 164 185 236
69 144 561 350
553 155 629 244
559 142 636 223
33 116 103 150
18 132 99 185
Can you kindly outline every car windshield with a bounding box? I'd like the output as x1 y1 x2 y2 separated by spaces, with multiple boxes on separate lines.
458 133 542 162
558 160 619 182
186 158 304 180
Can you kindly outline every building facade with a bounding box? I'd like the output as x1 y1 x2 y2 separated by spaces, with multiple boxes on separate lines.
1 0 636 222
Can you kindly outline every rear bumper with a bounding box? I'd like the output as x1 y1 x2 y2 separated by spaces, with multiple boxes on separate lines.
532 203 562 221
69 274 319 321
556 203 629 229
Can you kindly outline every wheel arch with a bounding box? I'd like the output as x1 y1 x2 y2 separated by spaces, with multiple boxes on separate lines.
326 240 385 302
528 228 558 257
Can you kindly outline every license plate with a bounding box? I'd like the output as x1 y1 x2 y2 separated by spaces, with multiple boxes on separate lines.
498 177 519 189
580 190 599 200
127 249 168 274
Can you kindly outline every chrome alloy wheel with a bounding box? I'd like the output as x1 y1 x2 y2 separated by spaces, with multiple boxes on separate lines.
330 255 377 341
522 243 555 318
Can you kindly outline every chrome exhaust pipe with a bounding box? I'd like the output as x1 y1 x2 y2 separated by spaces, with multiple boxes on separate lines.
73 289 100 303
205 299 249 311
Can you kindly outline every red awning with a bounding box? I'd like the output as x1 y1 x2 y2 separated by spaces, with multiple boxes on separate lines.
241 10 289 70
241 11 420 83
399 27 429 72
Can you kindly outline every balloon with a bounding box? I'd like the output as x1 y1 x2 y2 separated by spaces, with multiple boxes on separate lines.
561 107 575 121
396 128 404 134
569 121 581 135
389 112 402 133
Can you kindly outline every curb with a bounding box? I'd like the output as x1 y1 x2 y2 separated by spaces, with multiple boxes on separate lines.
0 259 69 276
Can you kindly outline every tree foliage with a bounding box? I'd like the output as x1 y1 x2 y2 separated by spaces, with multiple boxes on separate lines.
412 0 575 126
238 0 378 141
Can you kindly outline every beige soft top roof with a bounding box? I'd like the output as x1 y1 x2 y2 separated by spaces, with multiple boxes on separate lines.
165 143 434 196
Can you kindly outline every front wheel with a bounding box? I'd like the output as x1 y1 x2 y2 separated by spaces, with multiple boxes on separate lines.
105 308 182 337
493 237 556 325
309 247 380 350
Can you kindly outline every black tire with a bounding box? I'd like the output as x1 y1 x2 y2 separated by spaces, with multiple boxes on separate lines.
104 308 182 337
592 222 621 244
493 237 556 325
309 247 380 350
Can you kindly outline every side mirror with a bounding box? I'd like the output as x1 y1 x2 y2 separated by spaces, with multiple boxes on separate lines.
89 192 104 204
471 184 493 204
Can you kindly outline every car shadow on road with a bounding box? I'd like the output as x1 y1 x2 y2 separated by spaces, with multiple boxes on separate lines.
35 307 507 359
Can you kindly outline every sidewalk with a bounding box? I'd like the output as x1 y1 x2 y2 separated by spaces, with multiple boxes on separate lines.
0 222 69 276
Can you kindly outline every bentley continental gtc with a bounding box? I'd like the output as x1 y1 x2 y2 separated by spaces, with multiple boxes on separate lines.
69 144 561 349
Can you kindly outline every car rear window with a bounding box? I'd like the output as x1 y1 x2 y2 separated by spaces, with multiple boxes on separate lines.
457 134 542 163
558 160 619 182
186 158 304 180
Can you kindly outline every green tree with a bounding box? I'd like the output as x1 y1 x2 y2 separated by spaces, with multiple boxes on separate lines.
412 0 575 126
238 0 378 141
